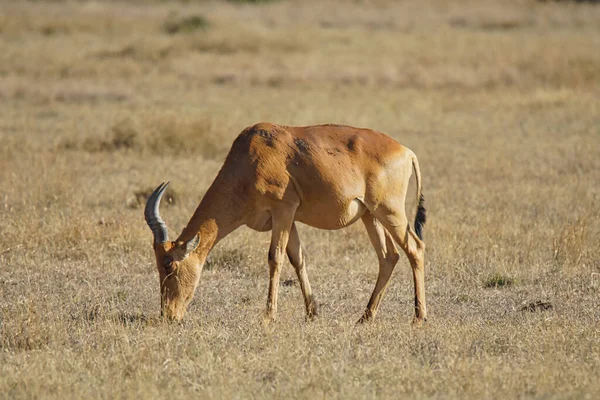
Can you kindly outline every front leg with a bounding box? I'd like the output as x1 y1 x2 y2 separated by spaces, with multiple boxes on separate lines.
286 222 318 319
264 206 296 323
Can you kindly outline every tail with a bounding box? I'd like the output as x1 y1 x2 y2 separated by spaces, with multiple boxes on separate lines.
411 152 426 240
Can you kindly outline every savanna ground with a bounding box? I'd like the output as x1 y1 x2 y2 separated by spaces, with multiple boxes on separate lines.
1 0 599 398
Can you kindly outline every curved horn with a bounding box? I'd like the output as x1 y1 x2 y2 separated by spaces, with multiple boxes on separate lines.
144 182 170 244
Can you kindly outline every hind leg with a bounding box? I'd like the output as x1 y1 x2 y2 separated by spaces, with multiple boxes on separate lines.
373 207 427 324
358 212 400 323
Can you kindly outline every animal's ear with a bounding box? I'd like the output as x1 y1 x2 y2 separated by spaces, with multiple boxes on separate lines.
183 234 200 256
172 234 200 260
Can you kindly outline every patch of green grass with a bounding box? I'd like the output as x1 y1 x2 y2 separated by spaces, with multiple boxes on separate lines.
484 273 516 288
163 15 209 35
227 0 283 4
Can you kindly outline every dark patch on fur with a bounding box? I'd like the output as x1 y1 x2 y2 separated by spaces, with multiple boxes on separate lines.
257 129 275 148
257 129 273 140
265 177 283 189
347 137 357 152
414 193 426 240
294 138 309 154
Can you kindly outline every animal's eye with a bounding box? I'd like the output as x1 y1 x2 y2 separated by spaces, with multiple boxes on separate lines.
163 257 175 274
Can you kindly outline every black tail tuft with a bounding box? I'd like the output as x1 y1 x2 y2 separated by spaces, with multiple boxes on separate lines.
414 193 426 240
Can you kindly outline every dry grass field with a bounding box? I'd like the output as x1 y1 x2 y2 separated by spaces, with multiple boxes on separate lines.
1 0 599 398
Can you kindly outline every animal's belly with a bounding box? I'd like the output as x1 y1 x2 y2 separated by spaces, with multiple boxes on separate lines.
246 210 272 232
295 198 366 230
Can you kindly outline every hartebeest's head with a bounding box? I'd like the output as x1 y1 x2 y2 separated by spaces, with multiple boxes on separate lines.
144 182 201 321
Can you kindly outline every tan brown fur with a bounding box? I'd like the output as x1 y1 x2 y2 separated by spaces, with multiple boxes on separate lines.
148 123 426 323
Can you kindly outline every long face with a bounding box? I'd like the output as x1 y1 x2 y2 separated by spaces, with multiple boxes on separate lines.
145 182 202 322
154 241 202 321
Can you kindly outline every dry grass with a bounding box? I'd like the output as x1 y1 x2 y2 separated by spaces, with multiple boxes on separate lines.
1 0 599 398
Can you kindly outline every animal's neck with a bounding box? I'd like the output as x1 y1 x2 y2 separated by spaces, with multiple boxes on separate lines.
177 172 244 262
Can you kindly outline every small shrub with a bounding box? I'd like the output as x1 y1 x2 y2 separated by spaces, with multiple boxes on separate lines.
82 118 141 152
519 300 553 312
484 273 516 288
163 15 209 35
282 278 297 287
116 312 150 327
228 0 283 3
110 120 140 150
69 116 231 160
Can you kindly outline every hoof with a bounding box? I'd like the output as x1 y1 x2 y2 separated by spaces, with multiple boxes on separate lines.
412 317 428 327
305 297 319 320
305 311 318 322
262 310 277 325
356 308 375 324
305 301 319 321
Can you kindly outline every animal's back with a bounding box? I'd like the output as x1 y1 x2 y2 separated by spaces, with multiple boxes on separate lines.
224 122 412 230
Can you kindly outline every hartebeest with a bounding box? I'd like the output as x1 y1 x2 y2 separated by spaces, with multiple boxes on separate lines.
145 123 427 324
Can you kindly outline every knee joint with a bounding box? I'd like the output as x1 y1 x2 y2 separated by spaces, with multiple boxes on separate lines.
268 250 284 269
408 249 424 269
388 250 400 265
